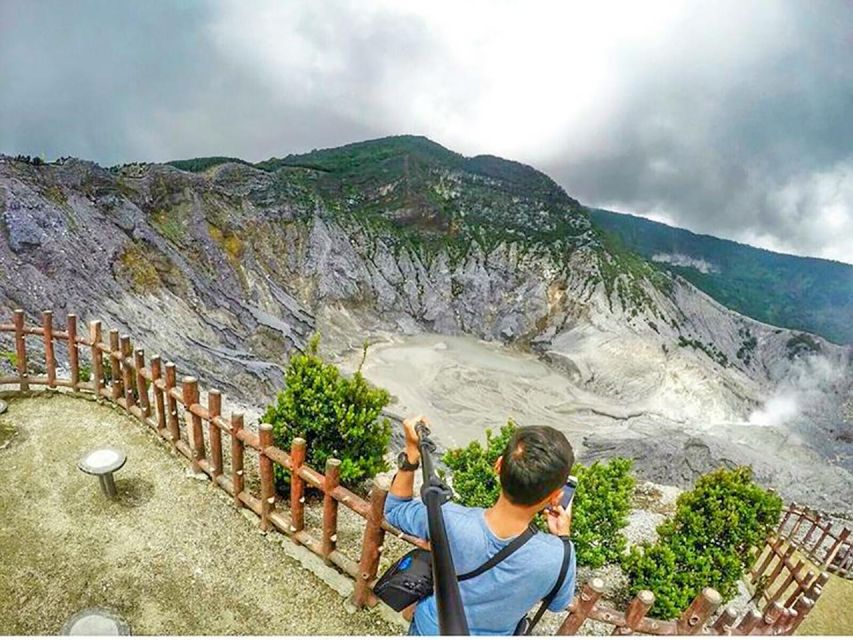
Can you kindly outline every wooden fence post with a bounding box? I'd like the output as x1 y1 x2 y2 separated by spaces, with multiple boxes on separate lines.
352 477 388 608
259 423 275 532
676 588 721 635
182 376 204 472
754 601 784 635
42 310 56 388
807 572 830 602
734 608 761 635
164 362 180 444
787 596 814 634
13 309 28 391
109 330 122 400
290 437 306 536
557 578 605 635
711 606 738 635
208 389 223 481
789 511 807 542
231 413 245 508
134 349 149 417
322 458 341 564
810 522 832 561
802 517 820 550
616 590 654 635
824 527 850 567
67 314 79 391
778 503 796 537
120 335 134 408
150 356 165 433
89 320 103 395
784 570 815 608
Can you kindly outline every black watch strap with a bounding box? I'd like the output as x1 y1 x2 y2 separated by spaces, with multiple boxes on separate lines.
397 450 420 471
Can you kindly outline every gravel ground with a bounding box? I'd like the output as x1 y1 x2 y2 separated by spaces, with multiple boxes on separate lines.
0 393 397 636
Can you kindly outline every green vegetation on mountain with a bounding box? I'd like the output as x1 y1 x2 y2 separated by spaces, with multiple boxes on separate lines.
166 136 672 314
590 208 853 344
166 156 254 172
261 136 594 268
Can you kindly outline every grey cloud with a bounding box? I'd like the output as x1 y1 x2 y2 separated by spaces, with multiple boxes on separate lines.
0 0 386 163
1 1 851 262
541 3 853 261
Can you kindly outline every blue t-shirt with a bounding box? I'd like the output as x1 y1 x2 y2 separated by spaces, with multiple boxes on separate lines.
384 494 576 636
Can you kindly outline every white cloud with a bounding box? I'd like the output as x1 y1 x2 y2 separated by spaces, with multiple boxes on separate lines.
652 253 718 273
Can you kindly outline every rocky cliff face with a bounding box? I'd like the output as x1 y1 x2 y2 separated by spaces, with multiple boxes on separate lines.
0 140 849 426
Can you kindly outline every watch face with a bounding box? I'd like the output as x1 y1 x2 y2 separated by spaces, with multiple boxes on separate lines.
397 451 417 470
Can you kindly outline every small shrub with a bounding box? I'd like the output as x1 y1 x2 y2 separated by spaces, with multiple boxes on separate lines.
1 350 17 370
78 363 92 382
622 466 782 619
262 335 392 489
442 420 516 508
442 421 635 567
571 458 634 568
101 357 113 384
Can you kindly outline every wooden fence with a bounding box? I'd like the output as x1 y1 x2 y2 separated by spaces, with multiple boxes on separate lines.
775 503 852 579
0 309 837 635
557 580 818 636
0 308 426 609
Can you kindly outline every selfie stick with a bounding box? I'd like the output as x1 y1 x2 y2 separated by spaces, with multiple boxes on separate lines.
415 420 470 636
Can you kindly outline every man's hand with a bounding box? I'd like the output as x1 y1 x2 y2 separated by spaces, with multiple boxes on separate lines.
546 504 572 537
402 415 428 462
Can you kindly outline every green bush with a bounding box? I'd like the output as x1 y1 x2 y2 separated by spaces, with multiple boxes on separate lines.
78 363 92 382
571 458 635 567
442 420 517 508
442 420 635 567
262 334 392 488
622 466 782 619
1 350 16 369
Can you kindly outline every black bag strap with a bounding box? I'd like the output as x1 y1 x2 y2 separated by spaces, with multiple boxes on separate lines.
457 525 536 582
525 537 573 634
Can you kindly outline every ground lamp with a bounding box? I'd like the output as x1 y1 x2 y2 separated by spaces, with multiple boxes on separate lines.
61 607 130 635
77 447 127 498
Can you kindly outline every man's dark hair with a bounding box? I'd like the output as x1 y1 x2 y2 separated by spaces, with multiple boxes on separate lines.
499 426 574 506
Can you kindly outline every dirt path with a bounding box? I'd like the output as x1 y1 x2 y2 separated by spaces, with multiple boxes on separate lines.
0 393 397 635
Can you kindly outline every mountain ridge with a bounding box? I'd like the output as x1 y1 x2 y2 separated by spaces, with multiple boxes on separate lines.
590 207 853 344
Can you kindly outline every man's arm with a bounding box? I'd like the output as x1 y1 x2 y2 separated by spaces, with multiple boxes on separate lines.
548 540 577 612
545 504 575 612
389 416 423 499
384 416 430 540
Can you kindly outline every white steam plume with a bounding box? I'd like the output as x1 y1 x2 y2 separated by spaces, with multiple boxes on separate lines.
749 353 847 426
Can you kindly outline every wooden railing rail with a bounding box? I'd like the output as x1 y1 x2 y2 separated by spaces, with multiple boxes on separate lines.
776 502 852 579
0 309 831 635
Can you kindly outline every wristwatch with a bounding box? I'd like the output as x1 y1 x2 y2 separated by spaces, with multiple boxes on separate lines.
397 450 420 471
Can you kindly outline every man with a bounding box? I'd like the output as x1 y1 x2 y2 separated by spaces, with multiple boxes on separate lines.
385 416 577 636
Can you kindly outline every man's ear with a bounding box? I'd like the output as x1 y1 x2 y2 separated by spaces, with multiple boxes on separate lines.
494 455 503 475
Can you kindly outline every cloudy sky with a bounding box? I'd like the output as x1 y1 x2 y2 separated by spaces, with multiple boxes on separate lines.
1 1 851 263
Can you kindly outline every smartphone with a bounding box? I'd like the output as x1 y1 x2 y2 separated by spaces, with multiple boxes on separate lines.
559 475 578 509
